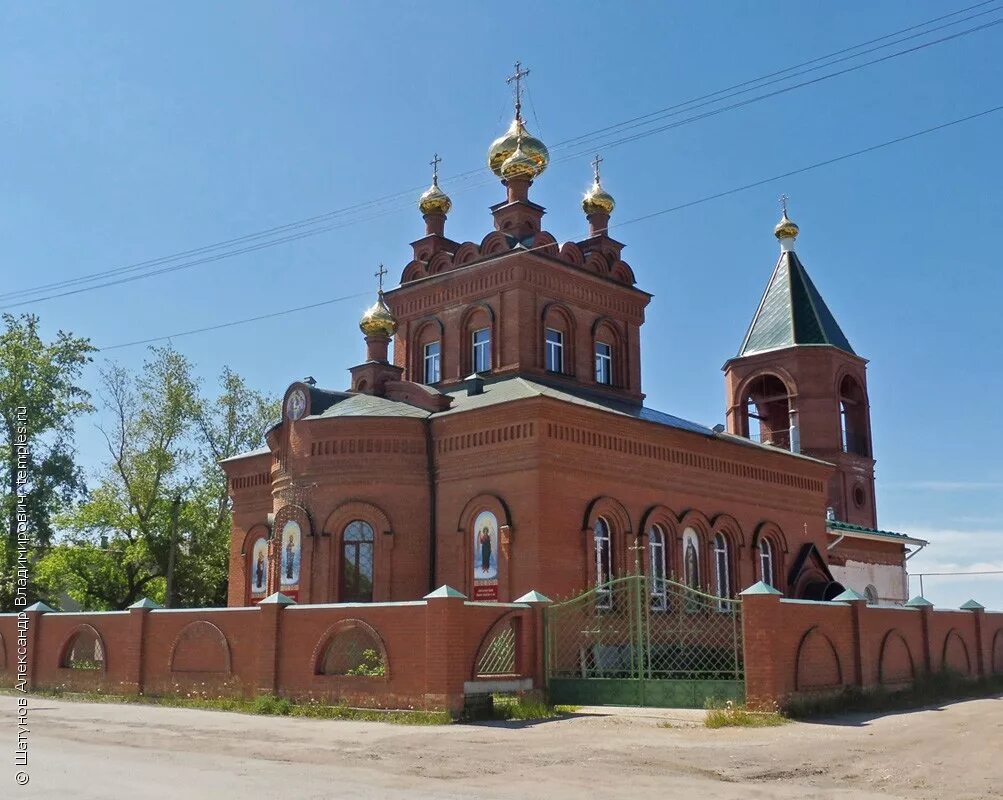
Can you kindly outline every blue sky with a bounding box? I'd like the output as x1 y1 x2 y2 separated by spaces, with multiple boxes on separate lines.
3 1 1001 608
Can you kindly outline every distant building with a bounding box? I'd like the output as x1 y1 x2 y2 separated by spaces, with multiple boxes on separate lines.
221 80 925 610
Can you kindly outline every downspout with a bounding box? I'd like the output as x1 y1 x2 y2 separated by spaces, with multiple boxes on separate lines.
905 542 927 561
826 534 845 551
424 418 438 593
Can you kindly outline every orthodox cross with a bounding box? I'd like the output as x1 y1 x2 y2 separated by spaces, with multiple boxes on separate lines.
375 263 388 293
779 193 790 216
506 60 530 121
429 152 442 185
629 534 645 576
591 153 603 183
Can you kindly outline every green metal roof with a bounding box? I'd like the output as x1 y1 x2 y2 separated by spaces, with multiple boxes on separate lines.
827 520 929 547
739 250 854 356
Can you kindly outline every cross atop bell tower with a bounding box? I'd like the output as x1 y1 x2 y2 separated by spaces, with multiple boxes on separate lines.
506 60 530 122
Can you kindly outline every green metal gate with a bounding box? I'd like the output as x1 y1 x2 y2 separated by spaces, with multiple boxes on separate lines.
545 576 744 708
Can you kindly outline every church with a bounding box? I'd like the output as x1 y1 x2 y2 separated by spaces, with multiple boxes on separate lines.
221 72 927 612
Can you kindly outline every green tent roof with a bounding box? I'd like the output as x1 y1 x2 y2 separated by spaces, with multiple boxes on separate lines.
739 250 854 356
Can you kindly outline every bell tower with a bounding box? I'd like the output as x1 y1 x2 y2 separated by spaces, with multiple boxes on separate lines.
723 201 877 528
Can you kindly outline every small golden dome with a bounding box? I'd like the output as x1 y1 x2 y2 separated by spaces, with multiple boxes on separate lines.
418 179 451 216
500 138 539 181
359 292 398 337
583 179 615 215
488 118 549 178
774 212 799 240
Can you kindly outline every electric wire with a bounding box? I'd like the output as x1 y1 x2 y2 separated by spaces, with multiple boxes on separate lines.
96 103 1003 351
5 2 1000 307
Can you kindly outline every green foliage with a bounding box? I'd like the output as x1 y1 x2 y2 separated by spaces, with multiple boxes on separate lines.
704 699 787 728
37 348 279 610
489 693 565 721
16 689 452 725
0 314 95 609
346 649 386 677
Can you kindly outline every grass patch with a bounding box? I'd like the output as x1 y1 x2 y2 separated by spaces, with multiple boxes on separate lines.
785 671 1003 719
704 699 787 728
486 694 574 721
10 688 451 725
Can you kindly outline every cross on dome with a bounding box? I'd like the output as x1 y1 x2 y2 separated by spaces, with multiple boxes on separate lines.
506 60 530 122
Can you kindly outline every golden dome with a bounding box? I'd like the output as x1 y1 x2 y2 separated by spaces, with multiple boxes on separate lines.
418 179 451 216
583 179 615 215
774 212 799 240
487 118 549 178
500 138 539 181
359 292 398 337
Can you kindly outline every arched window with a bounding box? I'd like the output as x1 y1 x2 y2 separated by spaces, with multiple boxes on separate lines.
744 374 792 450
594 518 612 608
839 375 869 456
341 521 375 602
472 328 491 373
759 539 775 587
714 533 730 606
648 526 667 611
542 305 575 376
545 328 564 373
423 341 441 384
864 585 879 605
595 342 612 385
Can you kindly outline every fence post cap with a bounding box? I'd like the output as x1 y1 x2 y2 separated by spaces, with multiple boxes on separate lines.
740 581 783 597
424 585 467 600
24 601 56 613
259 592 296 606
831 588 867 603
128 597 163 610
960 599 985 611
515 590 552 604
905 595 934 608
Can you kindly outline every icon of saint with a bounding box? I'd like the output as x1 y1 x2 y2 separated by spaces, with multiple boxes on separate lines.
479 526 492 574
285 534 295 580
255 550 264 589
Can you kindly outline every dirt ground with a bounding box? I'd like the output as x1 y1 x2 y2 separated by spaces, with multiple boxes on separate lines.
4 695 1001 799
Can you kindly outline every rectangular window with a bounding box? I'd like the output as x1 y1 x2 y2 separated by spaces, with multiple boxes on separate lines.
595 342 612 385
471 328 491 373
423 341 441 384
545 328 564 373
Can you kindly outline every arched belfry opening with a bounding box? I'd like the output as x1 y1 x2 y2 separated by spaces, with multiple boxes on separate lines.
838 375 869 457
742 374 795 451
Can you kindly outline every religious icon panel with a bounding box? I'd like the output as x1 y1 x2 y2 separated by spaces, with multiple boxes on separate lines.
250 536 268 600
280 520 301 598
473 510 499 601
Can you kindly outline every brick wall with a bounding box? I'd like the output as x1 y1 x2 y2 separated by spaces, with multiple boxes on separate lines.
742 591 1003 709
0 592 543 716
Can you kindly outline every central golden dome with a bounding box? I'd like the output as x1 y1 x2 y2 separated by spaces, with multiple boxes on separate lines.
359 292 398 337
487 118 549 178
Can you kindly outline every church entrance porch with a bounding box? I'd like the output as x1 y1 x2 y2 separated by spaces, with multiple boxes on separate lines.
545 576 744 708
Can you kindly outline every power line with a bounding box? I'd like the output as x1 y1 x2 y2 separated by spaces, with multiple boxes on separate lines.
98 102 1003 352
5 3 1000 308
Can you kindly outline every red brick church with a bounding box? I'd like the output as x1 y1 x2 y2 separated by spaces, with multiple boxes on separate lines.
222 78 926 612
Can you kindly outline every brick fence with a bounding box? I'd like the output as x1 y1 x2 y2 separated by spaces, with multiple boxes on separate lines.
0 588 547 716
3 583 1001 713
741 584 1003 709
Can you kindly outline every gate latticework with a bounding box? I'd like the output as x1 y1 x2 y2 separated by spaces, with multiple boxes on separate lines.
546 576 744 708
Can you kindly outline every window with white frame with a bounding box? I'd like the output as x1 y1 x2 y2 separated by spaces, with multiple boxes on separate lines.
595 342 612 385
423 341 441 384
714 533 730 609
649 525 667 611
594 518 612 608
471 327 491 373
759 538 774 586
545 328 564 373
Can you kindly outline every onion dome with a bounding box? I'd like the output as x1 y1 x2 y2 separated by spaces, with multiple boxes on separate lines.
774 211 799 240
499 136 540 181
488 118 549 178
583 178 615 216
418 179 451 216
359 292 398 337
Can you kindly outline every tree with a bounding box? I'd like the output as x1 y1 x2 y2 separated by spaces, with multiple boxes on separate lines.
0 313 95 609
40 348 278 610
